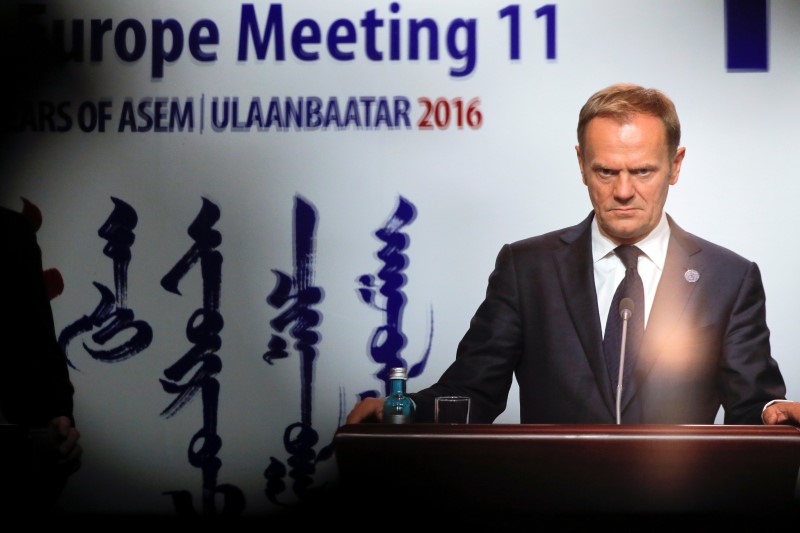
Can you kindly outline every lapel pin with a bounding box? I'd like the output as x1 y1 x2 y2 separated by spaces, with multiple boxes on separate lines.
684 269 700 283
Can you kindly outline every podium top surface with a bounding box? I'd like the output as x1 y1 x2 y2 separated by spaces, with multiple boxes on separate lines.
335 422 800 440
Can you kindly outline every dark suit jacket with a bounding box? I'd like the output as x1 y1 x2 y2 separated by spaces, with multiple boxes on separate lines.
0 206 74 426
411 212 786 424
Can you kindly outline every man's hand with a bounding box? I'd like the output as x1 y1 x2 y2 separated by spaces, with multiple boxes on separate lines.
48 416 82 473
762 401 800 426
345 397 386 424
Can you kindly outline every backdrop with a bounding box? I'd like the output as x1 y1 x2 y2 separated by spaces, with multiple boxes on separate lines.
1 0 798 517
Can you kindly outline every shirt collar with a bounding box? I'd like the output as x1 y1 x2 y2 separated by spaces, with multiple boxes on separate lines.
591 211 671 270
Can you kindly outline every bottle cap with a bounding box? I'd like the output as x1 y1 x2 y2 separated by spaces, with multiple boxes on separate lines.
389 367 407 380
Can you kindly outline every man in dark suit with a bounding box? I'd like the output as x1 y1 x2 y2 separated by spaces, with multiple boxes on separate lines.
0 204 82 512
345 83 800 426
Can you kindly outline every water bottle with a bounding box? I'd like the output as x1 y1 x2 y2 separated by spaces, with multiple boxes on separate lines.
382 367 416 424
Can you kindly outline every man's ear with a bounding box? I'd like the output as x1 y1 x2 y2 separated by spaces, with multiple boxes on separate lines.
670 146 686 185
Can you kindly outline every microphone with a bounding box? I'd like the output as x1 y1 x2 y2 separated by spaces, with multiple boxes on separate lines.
616 297 635 424
620 297 634 320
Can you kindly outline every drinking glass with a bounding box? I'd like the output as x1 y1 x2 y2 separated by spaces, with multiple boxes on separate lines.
434 396 470 423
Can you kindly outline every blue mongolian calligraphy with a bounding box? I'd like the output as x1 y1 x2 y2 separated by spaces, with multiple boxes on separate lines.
356 196 432 396
58 197 153 369
160 197 244 517
262 195 334 506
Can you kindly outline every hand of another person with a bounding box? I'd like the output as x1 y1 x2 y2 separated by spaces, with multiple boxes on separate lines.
48 415 82 473
762 401 800 426
345 397 386 424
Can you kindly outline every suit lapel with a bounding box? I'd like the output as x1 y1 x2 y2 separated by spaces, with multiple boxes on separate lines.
554 212 617 415
621 215 702 408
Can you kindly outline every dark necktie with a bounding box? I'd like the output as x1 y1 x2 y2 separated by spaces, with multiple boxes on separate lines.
603 245 645 394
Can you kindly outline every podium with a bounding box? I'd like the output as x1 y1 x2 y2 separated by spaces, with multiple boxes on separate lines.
333 423 800 518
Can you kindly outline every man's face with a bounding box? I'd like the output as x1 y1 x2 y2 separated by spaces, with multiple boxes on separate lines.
576 114 685 245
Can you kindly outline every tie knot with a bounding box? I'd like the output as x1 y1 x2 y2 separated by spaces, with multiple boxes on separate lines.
615 245 641 270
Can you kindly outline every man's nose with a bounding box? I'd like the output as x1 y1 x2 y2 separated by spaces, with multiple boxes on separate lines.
613 173 635 200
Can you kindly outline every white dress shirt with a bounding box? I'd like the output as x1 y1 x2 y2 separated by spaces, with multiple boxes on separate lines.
592 211 670 337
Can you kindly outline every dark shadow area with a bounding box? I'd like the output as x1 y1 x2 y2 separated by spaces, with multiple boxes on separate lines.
0 3 89 194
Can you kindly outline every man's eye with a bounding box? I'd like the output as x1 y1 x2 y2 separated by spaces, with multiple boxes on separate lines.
598 168 613 177
635 169 651 176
